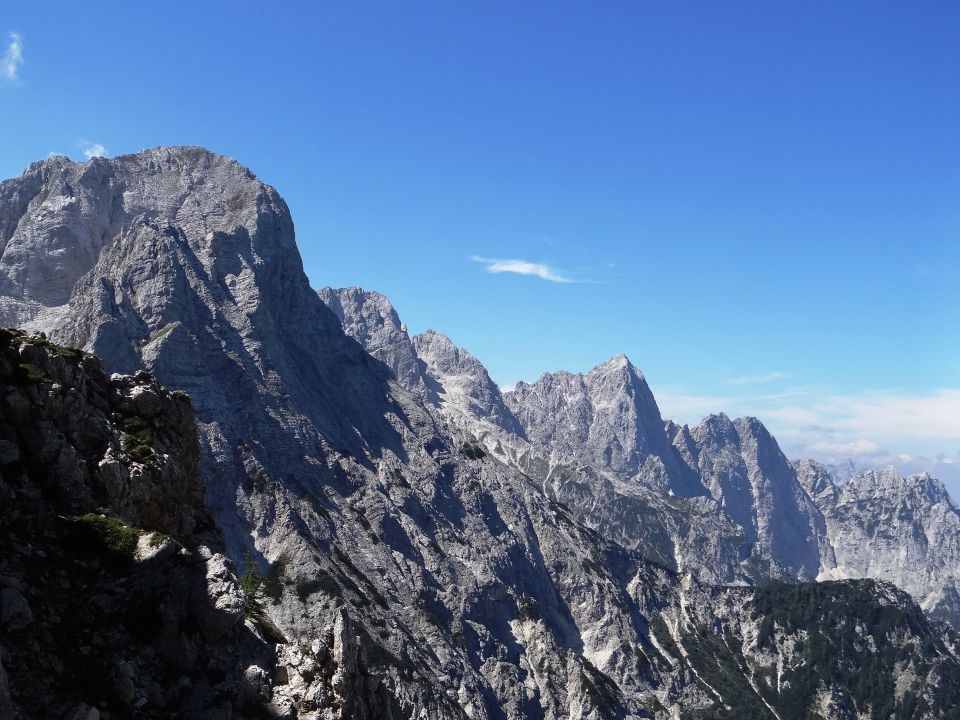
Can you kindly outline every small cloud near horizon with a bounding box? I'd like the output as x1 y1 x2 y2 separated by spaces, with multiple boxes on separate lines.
469 256 572 283
78 140 107 159
2 32 23 82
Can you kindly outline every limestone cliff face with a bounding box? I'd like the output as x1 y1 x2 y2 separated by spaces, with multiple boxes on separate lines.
797 461 960 627
505 355 692 495
317 287 526 439
323 284 960 630
0 147 431 559
4 149 960 718
672 414 826 580
318 286 429 400
411 328 527 438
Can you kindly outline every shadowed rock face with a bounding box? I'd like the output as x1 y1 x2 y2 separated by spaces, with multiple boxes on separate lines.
673 414 826 580
0 328 273 719
319 287 526 439
4 148 960 719
1 148 679 718
318 286 428 398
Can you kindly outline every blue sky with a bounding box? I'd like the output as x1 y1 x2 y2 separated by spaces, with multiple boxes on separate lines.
1 2 959 487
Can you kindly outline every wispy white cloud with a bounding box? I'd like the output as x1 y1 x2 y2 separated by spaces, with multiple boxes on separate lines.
726 371 792 386
469 256 572 283
77 140 107 159
2 32 23 82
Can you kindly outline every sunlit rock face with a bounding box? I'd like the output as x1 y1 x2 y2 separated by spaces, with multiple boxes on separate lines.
3 147 959 718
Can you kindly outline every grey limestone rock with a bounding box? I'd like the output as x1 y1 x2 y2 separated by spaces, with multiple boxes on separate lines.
0 328 274 718
0 148 670 718
411 328 526 438
674 414 826 580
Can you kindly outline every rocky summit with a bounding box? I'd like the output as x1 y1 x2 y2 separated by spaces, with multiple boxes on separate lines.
1 148 959 718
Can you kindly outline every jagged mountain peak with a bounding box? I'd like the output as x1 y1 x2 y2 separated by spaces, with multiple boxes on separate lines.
689 413 781 450
690 412 738 445
318 285 400 326
1 145 299 335
794 458 840 503
845 466 954 506
317 287 526 437
504 353 692 493
6 148 960 717
410 328 527 437
18 145 255 188
588 351 635 373
317 285 423 394
411 327 463 358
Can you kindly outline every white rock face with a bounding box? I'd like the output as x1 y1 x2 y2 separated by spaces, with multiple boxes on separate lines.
411 328 526 438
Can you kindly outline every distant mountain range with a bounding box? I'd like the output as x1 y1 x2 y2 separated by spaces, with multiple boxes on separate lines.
1 147 958 718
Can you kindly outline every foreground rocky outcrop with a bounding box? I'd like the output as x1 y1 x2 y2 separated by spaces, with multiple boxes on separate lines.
0 328 274 718
2 148 959 717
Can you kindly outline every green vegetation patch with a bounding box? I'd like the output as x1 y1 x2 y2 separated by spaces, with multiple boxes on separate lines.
461 442 485 460
17 362 54 384
749 580 960 719
148 322 177 343
578 656 623 720
67 512 142 564
240 554 287 644
21 333 86 360
115 413 156 463
649 614 681 660
679 623 774 720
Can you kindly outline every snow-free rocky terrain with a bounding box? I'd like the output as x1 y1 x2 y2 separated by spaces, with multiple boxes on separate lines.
1 147 959 718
